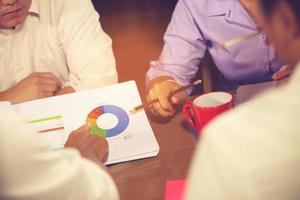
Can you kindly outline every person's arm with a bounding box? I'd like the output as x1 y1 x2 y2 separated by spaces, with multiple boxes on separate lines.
184 105 269 200
0 72 62 104
146 0 207 86
184 100 300 200
0 112 119 200
57 0 117 91
184 125 248 200
146 0 207 118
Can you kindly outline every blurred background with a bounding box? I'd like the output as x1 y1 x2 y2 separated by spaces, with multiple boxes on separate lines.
91 0 178 99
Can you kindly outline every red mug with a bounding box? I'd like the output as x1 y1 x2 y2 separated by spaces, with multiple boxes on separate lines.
183 92 234 133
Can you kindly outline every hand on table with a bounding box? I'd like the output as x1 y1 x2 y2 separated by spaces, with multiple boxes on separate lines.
55 86 76 96
147 77 187 119
65 125 109 165
0 72 62 104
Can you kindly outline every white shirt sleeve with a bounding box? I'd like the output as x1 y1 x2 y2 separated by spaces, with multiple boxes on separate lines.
58 0 118 91
0 111 119 200
184 123 252 200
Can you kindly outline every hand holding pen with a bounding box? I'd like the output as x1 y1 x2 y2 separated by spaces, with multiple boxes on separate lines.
134 79 201 119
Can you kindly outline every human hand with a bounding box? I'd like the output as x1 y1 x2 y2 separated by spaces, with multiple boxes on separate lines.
65 125 109 165
273 65 293 87
147 77 187 119
272 65 292 80
55 86 76 96
0 72 62 104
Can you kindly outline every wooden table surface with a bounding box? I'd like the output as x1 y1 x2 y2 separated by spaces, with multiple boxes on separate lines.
108 113 197 200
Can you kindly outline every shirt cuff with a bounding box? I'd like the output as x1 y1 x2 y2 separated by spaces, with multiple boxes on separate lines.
146 61 193 94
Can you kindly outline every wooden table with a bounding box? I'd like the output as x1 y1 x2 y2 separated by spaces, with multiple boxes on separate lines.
108 113 197 200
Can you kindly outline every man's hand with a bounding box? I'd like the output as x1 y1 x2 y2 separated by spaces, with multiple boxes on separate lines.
272 65 292 81
55 86 76 96
147 77 187 119
65 125 109 165
273 65 293 87
0 72 62 104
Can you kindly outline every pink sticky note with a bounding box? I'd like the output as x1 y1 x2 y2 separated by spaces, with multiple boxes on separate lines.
164 179 187 200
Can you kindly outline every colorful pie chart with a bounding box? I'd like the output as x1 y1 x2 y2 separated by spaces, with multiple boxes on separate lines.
86 105 129 138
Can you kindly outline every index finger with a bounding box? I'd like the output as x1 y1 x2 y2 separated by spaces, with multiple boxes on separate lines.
75 124 91 133
171 90 187 104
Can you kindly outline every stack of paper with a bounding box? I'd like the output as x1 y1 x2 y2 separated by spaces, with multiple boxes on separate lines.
0 81 159 165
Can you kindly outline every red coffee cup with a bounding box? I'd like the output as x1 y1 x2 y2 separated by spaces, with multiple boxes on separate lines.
183 92 234 133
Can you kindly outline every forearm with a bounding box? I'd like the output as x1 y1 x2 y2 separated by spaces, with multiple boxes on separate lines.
0 89 19 104
53 151 119 200
146 0 206 88
146 61 193 88
0 90 8 101
0 111 118 200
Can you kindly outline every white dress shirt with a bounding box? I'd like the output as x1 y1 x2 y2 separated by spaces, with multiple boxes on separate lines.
185 63 300 200
0 110 119 200
0 0 117 92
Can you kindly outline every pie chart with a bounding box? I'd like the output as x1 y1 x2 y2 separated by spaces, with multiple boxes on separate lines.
86 105 129 138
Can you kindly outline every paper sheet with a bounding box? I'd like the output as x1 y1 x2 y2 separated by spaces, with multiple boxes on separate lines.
0 101 13 112
11 81 159 164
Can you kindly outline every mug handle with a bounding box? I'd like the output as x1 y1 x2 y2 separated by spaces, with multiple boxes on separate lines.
183 102 199 131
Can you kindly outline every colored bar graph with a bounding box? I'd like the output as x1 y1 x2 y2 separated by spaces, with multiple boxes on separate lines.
27 115 66 150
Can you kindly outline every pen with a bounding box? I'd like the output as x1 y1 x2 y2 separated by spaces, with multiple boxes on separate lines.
130 79 202 114
218 32 260 49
